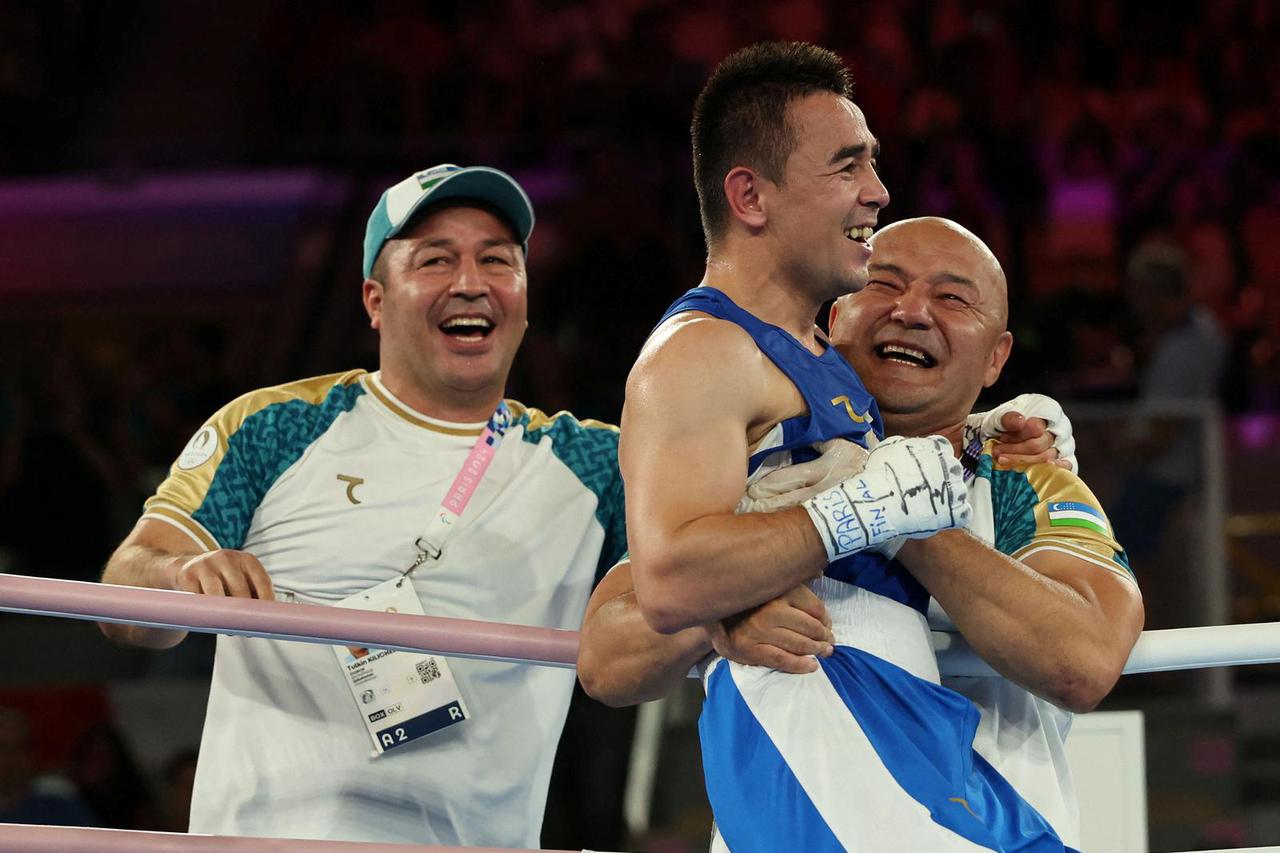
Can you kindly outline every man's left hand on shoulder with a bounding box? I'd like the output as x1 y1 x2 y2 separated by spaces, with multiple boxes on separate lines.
970 393 1077 471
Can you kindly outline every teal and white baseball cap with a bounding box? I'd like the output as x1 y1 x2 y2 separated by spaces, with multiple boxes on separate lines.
362 164 535 279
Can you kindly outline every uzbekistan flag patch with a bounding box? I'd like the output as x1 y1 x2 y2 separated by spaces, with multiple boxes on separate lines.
1046 501 1109 535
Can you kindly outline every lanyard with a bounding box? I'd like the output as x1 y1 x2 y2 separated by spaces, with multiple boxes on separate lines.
405 400 513 576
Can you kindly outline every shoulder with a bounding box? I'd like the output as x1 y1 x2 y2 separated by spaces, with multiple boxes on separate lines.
1018 460 1097 503
199 370 367 459
509 400 619 442
214 370 366 431
634 313 764 376
980 440 1128 570
628 312 773 415
508 400 622 500
980 439 1096 501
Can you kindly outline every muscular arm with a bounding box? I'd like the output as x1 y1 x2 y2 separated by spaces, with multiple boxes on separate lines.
578 561 837 706
578 562 711 707
621 319 828 633
100 518 274 649
899 532 1143 712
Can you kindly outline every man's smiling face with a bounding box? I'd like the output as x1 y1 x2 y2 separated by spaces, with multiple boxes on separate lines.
763 91 890 299
363 202 529 404
829 217 1012 428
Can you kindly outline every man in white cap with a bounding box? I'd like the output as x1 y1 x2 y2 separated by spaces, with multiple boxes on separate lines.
98 165 627 846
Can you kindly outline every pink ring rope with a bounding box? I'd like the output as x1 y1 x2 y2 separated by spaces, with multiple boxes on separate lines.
3 573 1280 676
0 824 1267 853
0 825 580 852
0 573 579 667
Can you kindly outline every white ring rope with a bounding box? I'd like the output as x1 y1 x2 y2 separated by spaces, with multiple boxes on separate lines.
934 621 1280 677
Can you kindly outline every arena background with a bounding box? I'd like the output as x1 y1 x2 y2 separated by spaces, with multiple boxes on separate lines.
0 1 1277 850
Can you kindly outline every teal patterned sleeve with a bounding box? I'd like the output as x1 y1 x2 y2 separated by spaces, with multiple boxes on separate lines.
596 466 628 583
989 468 1041 558
144 372 364 550
517 406 626 584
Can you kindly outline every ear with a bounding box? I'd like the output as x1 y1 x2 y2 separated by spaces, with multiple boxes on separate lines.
827 294 859 346
983 331 1013 388
723 166 768 231
362 279 385 331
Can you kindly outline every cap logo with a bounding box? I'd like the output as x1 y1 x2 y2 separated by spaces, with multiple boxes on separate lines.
366 164 532 277
415 164 461 190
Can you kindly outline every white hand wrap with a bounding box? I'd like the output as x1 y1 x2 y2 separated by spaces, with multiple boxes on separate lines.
967 393 1077 473
736 439 869 514
802 435 971 562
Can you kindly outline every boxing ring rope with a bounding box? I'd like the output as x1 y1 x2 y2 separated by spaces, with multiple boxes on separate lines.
0 573 578 668
0 825 582 853
4 570 1280 853
1 826 1271 853
933 621 1280 677
4 573 1280 677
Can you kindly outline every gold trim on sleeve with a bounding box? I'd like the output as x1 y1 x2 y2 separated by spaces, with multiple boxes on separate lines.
1013 540 1136 584
505 399 620 433
142 506 219 552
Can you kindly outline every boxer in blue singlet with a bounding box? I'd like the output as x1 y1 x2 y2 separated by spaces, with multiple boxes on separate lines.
599 43 1073 852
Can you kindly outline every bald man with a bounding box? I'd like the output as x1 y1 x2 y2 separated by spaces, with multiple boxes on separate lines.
827 218 1143 847
579 218 1140 851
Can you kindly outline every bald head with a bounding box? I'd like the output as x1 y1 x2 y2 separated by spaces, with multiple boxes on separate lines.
868 217 1008 327
829 216 1013 437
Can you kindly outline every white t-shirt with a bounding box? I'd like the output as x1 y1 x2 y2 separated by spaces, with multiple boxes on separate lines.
144 370 625 846
931 440 1136 850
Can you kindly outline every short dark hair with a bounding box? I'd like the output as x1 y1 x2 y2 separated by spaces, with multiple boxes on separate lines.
691 42 853 245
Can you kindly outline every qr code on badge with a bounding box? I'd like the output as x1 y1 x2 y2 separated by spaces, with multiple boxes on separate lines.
416 658 441 684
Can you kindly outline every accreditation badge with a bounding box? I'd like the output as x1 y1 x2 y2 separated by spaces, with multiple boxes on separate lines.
331 576 470 757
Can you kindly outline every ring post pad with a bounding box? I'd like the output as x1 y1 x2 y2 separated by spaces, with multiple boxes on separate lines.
330 576 469 757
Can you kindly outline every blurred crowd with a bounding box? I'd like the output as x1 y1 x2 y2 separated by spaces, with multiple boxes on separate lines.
0 705 195 833
0 0 1276 846
264 0 1278 413
0 327 234 580
1 0 1275 580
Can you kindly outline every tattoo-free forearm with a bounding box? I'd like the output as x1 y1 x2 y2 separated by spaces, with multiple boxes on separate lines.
899 530 1140 711
578 590 710 707
99 543 189 649
630 505 828 634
